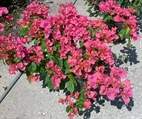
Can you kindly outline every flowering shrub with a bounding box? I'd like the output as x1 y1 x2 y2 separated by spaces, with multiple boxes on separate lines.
0 7 8 31
0 2 135 119
86 0 142 15
85 0 141 46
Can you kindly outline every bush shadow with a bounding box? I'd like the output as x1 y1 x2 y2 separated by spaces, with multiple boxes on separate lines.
113 45 140 66
110 97 134 111
79 97 134 119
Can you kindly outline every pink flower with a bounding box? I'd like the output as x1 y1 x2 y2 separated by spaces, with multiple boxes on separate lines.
0 23 4 32
84 99 91 109
17 62 28 71
45 39 53 53
99 85 107 95
58 98 65 104
68 113 74 119
9 64 18 74
73 107 78 115
46 61 54 69
4 15 13 22
46 61 66 89
110 67 127 79
16 46 26 59
95 66 105 73
113 15 125 22
29 73 40 82
74 91 79 99
87 73 99 89
87 91 97 101
68 101 74 107
121 79 131 87
91 0 95 4
68 56 77 67
28 46 44 64
58 3 77 18
106 88 118 101
121 87 133 104
40 19 51 39
0 7 8 16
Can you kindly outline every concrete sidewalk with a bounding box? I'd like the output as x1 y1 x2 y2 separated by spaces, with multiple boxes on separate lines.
0 0 142 119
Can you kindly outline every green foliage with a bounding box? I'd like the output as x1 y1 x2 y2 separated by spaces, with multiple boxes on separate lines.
68 74 77 86
27 62 37 72
85 0 142 16
103 15 113 22
119 27 131 46
75 89 85 109
41 39 46 52
50 56 63 68
45 75 53 89
88 26 95 38
19 27 29 37
64 59 70 74
65 80 75 92
66 106 73 113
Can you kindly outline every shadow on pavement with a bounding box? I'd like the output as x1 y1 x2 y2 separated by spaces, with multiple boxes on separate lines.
79 97 134 119
114 45 140 67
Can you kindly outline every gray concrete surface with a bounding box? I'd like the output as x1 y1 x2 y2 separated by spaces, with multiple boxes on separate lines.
0 0 142 119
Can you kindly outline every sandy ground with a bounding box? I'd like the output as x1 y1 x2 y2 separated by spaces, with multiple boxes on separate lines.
0 0 142 119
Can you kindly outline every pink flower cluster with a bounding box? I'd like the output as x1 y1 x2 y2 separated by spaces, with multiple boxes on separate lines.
18 1 50 26
46 61 66 88
0 2 134 119
0 7 8 31
88 66 132 104
99 0 139 40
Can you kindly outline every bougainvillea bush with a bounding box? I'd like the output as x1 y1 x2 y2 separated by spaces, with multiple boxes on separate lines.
85 0 141 46
86 0 142 16
0 1 137 119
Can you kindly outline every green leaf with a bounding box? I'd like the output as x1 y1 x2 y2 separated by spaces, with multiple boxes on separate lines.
13 58 20 63
88 26 95 38
50 56 63 68
27 62 37 72
64 59 70 74
119 28 126 40
45 75 50 84
79 41 84 47
104 15 112 22
140 7 142 12
84 54 90 59
136 10 141 16
53 43 60 51
45 75 53 89
66 106 70 113
65 81 74 92
117 0 123 4
66 106 73 113
50 56 58 64
126 27 130 34
41 39 46 52
57 58 63 68
19 27 29 37
68 74 77 86
34 39 39 45
76 99 84 109
40 67 46 74
127 38 131 47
